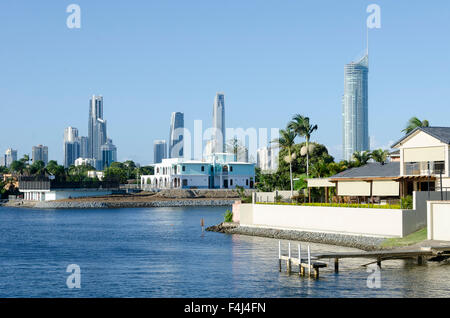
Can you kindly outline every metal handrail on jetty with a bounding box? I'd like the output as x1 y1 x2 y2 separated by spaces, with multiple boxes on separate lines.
278 241 450 279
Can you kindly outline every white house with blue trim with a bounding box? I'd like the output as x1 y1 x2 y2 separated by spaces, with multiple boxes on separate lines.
141 153 255 190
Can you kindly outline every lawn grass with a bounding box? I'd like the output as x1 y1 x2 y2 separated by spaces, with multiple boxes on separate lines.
381 227 427 248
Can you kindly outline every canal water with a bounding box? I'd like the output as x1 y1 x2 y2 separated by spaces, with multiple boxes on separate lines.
0 206 449 297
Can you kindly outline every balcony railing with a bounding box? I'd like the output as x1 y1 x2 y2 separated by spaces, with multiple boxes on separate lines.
404 162 445 176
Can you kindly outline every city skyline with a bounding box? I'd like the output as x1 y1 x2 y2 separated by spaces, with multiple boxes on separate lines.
1 2 449 164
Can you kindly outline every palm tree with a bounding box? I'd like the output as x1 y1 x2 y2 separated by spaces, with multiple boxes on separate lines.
402 117 430 134
352 151 371 167
288 114 318 177
272 128 296 197
371 149 389 164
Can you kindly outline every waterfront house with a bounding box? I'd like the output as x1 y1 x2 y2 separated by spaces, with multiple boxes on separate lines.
141 153 255 190
307 126 450 202
391 126 450 196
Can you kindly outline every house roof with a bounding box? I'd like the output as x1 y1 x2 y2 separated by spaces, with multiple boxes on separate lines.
330 162 400 180
392 127 450 148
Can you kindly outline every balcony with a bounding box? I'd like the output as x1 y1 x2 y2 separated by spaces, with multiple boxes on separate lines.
404 161 445 176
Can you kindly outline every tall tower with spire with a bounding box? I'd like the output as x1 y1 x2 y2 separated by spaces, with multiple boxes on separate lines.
342 52 369 161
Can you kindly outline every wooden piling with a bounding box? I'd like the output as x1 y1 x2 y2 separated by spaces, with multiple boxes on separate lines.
287 242 291 274
307 245 311 278
278 241 281 272
418 255 424 265
313 268 320 279
334 258 339 273
298 244 302 276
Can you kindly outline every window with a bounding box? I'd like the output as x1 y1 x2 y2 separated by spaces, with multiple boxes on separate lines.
246 179 249 186
230 166 233 172
182 179 188 186
182 166 186 172
230 179 233 186
434 161 445 174
201 166 204 172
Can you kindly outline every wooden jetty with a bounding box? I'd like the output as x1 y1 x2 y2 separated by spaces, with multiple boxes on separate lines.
278 241 450 279
278 242 327 278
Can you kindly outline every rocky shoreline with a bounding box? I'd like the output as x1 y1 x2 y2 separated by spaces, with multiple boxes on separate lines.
206 223 387 251
32 199 236 209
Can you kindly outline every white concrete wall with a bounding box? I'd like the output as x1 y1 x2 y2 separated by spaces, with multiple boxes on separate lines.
240 204 422 238
427 201 450 241
44 189 113 201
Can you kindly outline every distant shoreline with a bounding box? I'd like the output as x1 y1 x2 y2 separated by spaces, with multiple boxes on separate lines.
3 198 236 209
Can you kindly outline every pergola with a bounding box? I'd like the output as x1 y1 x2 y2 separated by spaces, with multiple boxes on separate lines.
306 178 336 203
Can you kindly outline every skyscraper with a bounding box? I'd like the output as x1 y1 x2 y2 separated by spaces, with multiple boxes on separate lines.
5 148 18 167
64 126 80 168
257 146 278 173
100 140 117 170
212 92 225 153
342 54 369 161
79 136 89 159
88 95 107 160
153 140 167 164
32 145 48 165
168 112 184 158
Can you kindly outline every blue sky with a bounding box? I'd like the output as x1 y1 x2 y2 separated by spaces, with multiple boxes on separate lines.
0 0 449 164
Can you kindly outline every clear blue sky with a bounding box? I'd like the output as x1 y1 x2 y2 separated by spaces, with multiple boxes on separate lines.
1 0 449 164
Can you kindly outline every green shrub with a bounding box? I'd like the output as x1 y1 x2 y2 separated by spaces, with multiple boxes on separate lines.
274 194 283 202
401 195 413 210
224 210 233 223
255 202 401 209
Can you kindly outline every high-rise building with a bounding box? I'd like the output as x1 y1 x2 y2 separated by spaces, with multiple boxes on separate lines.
153 140 167 164
5 148 18 167
64 142 80 168
100 140 117 170
64 127 80 168
342 54 369 161
32 145 48 166
88 95 108 160
212 92 225 153
168 112 184 158
79 136 89 159
64 126 78 143
257 146 278 173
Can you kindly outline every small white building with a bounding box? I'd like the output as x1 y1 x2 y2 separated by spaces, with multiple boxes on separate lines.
19 176 117 201
141 153 255 190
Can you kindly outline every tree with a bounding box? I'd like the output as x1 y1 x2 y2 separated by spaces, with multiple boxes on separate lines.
29 160 46 175
352 151 371 167
46 160 66 179
139 166 154 175
402 117 430 134
288 114 318 177
20 154 30 165
272 128 296 197
104 166 127 184
10 160 25 174
371 149 389 164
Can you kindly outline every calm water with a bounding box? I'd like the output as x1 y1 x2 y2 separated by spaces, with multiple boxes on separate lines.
0 206 449 298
